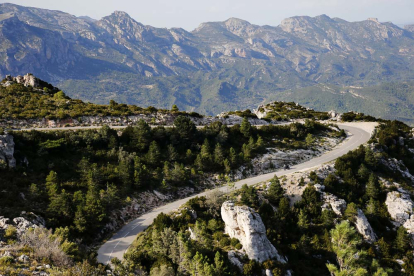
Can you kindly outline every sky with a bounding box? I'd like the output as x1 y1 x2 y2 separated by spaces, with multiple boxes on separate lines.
3 0 414 30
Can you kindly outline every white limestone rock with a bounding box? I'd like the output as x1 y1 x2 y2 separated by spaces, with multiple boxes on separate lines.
321 193 347 216
385 191 414 226
228 251 244 271
403 215 414 237
380 158 414 183
221 201 286 263
321 193 376 242
355 209 377 243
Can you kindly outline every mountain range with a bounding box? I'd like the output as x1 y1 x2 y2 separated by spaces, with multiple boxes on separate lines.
1 3 414 123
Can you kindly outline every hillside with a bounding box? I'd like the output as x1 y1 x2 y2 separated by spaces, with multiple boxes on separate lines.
112 120 414 275
1 4 414 123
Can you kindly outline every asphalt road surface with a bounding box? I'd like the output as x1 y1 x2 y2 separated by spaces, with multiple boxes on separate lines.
97 122 375 265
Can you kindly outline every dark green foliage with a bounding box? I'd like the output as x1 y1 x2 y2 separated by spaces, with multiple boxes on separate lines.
266 176 284 205
239 184 259 208
395 227 411 254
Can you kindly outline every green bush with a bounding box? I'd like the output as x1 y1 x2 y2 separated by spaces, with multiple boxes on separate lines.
4 226 17 240
0 256 14 265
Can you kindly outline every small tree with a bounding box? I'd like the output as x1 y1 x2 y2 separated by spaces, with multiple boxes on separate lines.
305 133 315 146
297 209 309 230
267 176 284 205
395 226 410 253
240 117 252 138
171 104 179 112
344 203 358 222
365 173 379 199
326 221 367 275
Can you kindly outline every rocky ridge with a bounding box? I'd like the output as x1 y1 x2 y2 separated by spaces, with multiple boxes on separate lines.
2 3 414 119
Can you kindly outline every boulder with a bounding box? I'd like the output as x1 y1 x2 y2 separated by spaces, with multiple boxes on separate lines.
355 209 377 243
18 254 29 263
228 251 244 271
221 201 286 263
403 215 414 239
321 193 347 216
385 191 414 226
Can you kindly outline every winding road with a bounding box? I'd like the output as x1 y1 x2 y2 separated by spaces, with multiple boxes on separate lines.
97 122 376 265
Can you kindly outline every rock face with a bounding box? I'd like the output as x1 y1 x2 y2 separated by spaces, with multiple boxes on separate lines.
0 134 16 168
380 158 414 183
385 190 414 226
10 74 39 87
221 201 286 263
355 209 377 243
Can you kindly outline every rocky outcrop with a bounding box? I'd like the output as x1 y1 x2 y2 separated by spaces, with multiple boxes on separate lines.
321 193 347 216
380 158 414 183
0 212 45 238
355 209 377 243
328 110 342 120
221 201 286 263
0 134 16 168
385 190 414 226
3 74 39 88
321 192 376 242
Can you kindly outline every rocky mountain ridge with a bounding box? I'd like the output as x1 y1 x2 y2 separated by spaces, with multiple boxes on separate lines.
1 3 414 120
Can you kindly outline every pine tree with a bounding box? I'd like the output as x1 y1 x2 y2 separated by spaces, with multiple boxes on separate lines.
365 173 379 199
229 147 237 166
167 144 178 162
248 136 255 150
200 139 212 160
133 119 151 151
365 198 379 216
163 161 171 181
278 197 290 218
365 147 378 168
147 141 161 166
326 221 367 275
223 159 231 174
214 143 225 166
45 171 59 198
305 133 315 146
242 143 251 160
377 237 390 258
267 176 284 205
344 202 358 222
214 252 225 276
256 135 264 149
357 163 370 180
240 117 252 137
396 226 410 253
298 209 309 230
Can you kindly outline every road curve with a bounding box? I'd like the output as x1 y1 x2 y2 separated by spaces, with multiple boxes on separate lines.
97 122 376 265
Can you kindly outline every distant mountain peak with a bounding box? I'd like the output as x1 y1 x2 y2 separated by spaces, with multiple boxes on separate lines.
112 11 132 18
224 17 251 26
